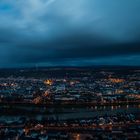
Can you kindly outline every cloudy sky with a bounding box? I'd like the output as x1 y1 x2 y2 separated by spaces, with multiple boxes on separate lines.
0 0 140 67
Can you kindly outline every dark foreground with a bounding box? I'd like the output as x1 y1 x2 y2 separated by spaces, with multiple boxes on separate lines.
0 66 140 139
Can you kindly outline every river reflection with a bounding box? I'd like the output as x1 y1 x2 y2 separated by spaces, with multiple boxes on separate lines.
0 105 139 121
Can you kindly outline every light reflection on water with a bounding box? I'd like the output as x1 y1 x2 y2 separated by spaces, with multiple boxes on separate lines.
88 105 138 111
0 105 139 121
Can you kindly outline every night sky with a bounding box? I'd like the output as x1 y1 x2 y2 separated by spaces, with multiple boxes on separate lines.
0 0 140 67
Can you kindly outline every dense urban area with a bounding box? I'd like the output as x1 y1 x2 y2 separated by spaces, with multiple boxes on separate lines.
0 67 140 140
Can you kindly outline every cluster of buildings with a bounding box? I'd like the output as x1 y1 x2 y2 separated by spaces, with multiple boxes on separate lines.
0 113 139 140
0 69 139 104
0 68 139 139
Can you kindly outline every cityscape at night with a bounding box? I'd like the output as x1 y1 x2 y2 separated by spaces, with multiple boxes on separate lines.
0 67 140 139
0 0 140 140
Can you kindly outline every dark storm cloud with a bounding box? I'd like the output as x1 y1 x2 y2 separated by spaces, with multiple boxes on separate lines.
0 0 140 67
11 35 140 64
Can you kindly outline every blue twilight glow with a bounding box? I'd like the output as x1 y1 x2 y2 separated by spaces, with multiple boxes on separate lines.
0 0 140 67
